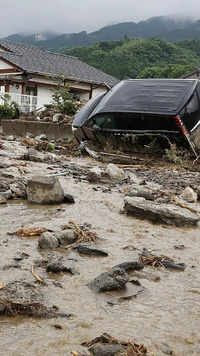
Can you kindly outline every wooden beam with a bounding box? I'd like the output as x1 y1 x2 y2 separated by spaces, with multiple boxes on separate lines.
5 84 10 93
0 68 21 73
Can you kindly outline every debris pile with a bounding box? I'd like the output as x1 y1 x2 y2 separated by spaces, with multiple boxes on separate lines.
81 333 154 356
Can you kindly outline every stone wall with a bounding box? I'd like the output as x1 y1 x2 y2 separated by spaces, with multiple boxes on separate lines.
1 120 73 140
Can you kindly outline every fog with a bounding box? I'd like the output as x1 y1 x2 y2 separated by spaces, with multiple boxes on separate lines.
0 0 199 36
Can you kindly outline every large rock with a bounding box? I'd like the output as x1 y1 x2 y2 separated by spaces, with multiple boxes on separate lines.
124 196 200 226
180 186 198 203
126 186 156 201
88 268 129 292
38 232 59 249
27 176 64 204
54 230 77 245
105 163 125 181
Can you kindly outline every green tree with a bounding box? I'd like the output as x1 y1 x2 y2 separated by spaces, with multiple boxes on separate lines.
51 84 79 115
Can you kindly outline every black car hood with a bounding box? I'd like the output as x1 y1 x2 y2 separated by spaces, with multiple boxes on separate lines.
88 79 198 118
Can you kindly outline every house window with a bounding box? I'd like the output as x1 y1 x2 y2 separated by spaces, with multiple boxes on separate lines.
25 86 37 96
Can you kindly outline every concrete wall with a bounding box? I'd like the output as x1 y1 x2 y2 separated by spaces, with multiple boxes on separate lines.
2 120 73 140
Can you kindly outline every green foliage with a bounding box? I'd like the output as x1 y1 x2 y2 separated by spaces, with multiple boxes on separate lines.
63 37 200 80
0 94 19 120
51 84 79 115
137 64 195 79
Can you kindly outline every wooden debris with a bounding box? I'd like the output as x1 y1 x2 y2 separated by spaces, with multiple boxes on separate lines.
66 221 97 243
0 283 4 290
138 250 186 270
139 252 173 268
82 333 154 356
8 227 49 238
31 265 44 284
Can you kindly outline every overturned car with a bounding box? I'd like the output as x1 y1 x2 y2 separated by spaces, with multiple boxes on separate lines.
72 79 200 157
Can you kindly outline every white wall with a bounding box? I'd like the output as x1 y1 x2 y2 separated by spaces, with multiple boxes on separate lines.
37 86 53 108
0 59 13 70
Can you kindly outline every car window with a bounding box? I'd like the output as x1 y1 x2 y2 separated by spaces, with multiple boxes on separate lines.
181 91 200 131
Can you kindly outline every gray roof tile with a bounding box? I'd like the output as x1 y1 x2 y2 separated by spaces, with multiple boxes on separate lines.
0 40 118 87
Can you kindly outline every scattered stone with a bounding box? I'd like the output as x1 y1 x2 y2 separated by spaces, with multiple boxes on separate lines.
0 189 12 200
0 195 7 204
10 181 27 199
35 134 47 141
6 135 14 141
64 193 75 204
126 185 156 201
113 261 144 272
88 268 129 292
27 175 64 204
84 333 152 356
46 256 78 275
180 186 198 203
38 232 59 249
0 280 70 318
90 343 124 356
55 230 77 246
105 163 125 181
128 172 142 185
52 113 63 123
13 252 30 261
74 244 108 257
124 196 200 226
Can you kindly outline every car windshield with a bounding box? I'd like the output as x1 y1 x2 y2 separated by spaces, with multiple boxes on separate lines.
87 112 179 132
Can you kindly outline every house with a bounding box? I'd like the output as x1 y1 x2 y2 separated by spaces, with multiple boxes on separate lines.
0 40 118 113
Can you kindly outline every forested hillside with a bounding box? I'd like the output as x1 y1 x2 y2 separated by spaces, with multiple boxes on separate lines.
4 16 198 50
64 38 200 79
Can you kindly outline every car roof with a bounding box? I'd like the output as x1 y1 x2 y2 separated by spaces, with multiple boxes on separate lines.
89 79 199 118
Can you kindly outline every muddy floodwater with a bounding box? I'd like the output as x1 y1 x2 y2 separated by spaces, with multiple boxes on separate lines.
1 156 200 356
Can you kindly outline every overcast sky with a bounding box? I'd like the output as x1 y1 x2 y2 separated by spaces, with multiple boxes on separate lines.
0 0 199 37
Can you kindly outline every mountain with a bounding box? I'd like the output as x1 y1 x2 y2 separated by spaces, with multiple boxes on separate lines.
64 37 200 80
3 16 198 50
5 31 60 45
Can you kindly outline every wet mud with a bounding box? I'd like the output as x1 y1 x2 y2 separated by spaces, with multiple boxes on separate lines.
0 150 200 355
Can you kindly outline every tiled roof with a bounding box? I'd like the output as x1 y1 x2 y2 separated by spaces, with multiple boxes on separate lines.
0 40 118 87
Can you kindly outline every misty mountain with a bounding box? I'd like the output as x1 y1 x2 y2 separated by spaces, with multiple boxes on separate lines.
5 31 59 44
3 16 199 50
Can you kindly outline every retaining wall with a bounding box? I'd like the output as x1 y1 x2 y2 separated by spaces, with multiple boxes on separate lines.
1 120 73 140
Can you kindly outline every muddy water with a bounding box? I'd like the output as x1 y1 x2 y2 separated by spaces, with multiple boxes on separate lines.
1 162 200 355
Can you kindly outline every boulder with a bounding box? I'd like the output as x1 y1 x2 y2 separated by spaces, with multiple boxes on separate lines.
88 268 129 292
27 175 64 204
124 196 200 226
38 232 59 249
105 163 125 181
180 186 198 203
126 186 156 201
46 256 78 275
54 230 77 245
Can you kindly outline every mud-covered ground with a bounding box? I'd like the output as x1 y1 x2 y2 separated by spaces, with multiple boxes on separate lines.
0 135 200 356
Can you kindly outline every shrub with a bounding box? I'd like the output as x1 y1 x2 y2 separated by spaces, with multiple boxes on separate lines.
51 84 79 115
0 94 19 120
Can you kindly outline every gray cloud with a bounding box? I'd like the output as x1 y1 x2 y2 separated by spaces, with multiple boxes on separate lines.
0 0 199 37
